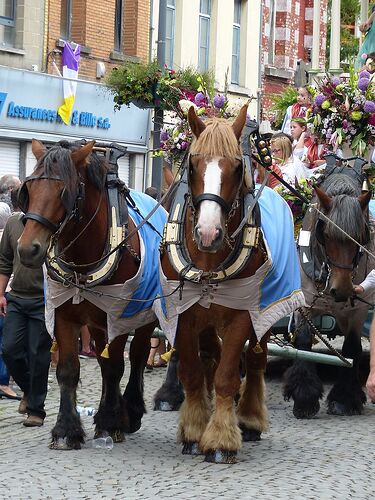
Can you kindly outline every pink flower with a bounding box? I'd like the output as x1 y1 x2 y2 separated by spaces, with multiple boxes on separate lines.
369 114 375 126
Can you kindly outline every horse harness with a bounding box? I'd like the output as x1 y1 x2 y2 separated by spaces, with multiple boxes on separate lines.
18 144 146 288
162 149 264 285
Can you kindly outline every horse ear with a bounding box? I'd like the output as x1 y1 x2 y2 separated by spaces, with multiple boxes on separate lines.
188 106 206 138
314 185 332 211
71 140 96 165
358 190 372 211
163 166 174 187
232 105 248 141
32 139 46 160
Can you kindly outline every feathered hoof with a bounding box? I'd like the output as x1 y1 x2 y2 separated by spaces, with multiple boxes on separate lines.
240 426 261 442
94 429 125 443
182 441 202 455
204 449 237 464
49 437 82 450
327 400 363 416
293 400 320 419
124 419 142 434
154 400 178 411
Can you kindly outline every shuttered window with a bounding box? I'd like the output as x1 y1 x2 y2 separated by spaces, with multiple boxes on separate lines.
117 153 130 187
0 140 20 176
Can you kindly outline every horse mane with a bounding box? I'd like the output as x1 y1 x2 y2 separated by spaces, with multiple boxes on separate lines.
34 141 108 200
190 118 241 158
309 174 370 245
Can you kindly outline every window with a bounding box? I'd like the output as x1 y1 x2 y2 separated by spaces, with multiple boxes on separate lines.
268 0 276 66
165 0 175 69
198 0 211 72
231 0 241 84
0 0 16 46
60 0 72 40
114 0 123 52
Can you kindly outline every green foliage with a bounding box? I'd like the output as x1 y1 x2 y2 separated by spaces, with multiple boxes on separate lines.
106 60 215 112
269 86 298 129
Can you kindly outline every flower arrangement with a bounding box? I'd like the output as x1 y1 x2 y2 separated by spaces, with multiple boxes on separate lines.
106 59 215 113
155 90 239 165
309 68 375 156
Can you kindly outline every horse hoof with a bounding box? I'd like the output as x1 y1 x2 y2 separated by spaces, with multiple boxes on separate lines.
327 401 363 416
125 420 142 434
49 438 81 450
241 427 261 442
293 400 320 419
182 441 201 455
154 400 176 411
111 430 125 443
204 449 237 464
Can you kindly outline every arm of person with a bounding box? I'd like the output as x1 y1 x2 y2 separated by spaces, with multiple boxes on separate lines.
366 316 375 402
353 269 375 294
0 274 10 316
360 11 375 32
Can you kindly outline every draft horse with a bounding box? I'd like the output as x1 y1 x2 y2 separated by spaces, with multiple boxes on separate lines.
160 106 271 464
17 140 161 449
284 158 374 417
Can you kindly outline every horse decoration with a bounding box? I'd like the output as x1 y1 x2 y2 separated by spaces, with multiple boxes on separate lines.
283 155 375 418
17 139 167 450
152 105 305 463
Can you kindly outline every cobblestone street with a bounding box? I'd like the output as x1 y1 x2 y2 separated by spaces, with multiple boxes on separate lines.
1 349 374 500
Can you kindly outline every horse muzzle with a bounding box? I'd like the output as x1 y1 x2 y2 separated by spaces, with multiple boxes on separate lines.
17 240 47 268
194 225 224 253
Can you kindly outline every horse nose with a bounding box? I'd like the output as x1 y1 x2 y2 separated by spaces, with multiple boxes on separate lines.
194 225 223 250
329 287 348 302
214 227 223 243
18 241 44 267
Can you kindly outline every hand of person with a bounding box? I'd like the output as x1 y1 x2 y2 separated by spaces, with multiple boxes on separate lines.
353 285 364 295
366 369 375 402
0 294 7 316
359 22 369 33
312 159 326 168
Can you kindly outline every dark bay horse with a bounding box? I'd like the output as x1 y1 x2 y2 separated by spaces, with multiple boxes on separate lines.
157 106 303 463
284 160 374 417
17 139 165 449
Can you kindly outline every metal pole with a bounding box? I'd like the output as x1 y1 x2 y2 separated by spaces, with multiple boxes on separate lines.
311 0 321 71
151 0 167 197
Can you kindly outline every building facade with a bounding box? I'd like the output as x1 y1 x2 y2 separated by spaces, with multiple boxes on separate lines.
0 0 151 189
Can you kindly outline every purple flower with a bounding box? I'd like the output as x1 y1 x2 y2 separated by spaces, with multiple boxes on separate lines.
213 94 226 108
181 141 188 150
364 100 375 113
358 78 370 91
331 77 340 87
315 94 326 106
194 92 206 106
342 119 348 129
160 130 169 142
359 70 371 80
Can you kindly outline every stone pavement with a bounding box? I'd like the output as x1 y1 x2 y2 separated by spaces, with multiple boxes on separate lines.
1 346 375 500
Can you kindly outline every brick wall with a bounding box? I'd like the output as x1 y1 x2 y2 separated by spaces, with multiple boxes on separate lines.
261 0 328 122
46 0 150 81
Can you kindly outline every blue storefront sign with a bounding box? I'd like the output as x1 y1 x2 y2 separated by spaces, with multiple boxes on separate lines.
0 66 150 150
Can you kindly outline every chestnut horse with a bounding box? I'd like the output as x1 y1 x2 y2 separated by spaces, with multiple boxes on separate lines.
17 140 164 449
156 106 304 463
284 160 374 417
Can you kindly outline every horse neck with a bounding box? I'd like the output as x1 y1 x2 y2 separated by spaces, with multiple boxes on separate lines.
58 181 108 267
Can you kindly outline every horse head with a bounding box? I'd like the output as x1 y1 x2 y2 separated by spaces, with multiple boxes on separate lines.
187 104 247 252
17 139 96 268
314 183 371 302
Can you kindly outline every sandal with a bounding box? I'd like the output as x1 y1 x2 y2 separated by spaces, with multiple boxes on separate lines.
153 360 167 368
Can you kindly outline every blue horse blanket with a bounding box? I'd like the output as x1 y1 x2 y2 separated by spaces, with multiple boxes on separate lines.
155 185 306 345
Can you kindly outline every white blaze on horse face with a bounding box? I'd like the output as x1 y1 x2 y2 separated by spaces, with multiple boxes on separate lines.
196 158 223 248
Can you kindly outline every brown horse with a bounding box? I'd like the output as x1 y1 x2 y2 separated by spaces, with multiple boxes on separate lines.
158 106 272 464
17 140 164 449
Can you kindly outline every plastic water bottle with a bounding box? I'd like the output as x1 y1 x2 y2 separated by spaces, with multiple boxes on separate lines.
76 405 95 416
92 435 114 450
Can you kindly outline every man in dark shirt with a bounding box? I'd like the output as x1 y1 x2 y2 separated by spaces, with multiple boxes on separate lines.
0 190 51 426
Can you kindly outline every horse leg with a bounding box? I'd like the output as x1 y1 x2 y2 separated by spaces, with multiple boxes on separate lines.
199 327 221 399
50 318 84 450
92 332 128 443
237 332 269 442
327 329 366 415
200 314 249 464
153 349 185 411
177 314 211 456
283 318 323 419
123 322 155 433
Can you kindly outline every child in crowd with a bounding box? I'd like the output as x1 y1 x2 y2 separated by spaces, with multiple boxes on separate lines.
270 133 309 184
281 86 313 136
290 118 327 171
